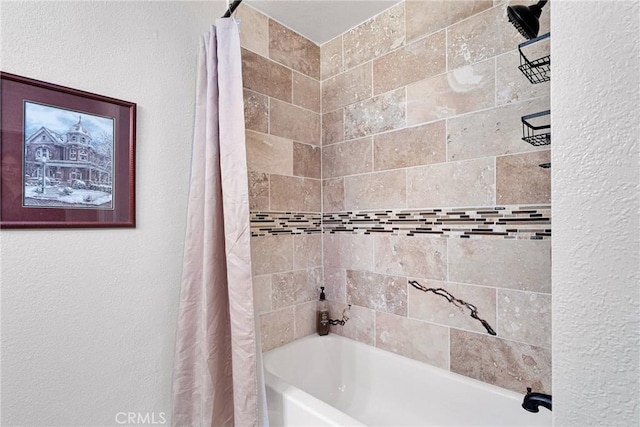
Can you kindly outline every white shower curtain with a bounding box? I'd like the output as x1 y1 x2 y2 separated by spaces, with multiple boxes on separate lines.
171 19 268 427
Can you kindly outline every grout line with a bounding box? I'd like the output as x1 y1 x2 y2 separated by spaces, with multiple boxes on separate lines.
242 43 320 83
340 34 345 75
445 118 449 162
446 238 450 282
447 326 451 371
267 172 271 211
271 95 322 116
318 154 511 181
372 235 376 274
445 27 449 72
493 156 497 206
403 168 408 209
494 56 499 108
370 133 375 172
370 60 375 103
373 308 377 348
320 92 550 138
495 287 500 338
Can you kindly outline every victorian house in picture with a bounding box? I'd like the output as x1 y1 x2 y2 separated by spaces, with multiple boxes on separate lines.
24 116 112 188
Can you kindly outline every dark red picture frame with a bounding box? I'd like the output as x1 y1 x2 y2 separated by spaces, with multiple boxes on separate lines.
1 72 136 228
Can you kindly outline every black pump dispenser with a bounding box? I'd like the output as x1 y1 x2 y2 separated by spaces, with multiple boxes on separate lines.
317 287 329 336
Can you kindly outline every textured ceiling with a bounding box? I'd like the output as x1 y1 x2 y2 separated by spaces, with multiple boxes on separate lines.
245 0 401 45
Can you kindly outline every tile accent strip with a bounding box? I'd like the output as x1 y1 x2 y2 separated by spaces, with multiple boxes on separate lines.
251 211 322 236
323 206 551 239
251 205 551 239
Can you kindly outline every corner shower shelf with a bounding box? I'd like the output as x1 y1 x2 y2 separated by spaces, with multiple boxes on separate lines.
518 32 550 84
521 110 550 146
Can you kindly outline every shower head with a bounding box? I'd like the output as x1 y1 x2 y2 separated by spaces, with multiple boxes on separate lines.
507 0 548 40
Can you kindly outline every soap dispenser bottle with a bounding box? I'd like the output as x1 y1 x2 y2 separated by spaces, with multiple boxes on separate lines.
317 287 329 336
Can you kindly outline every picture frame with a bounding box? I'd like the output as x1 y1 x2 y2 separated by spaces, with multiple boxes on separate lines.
1 72 136 228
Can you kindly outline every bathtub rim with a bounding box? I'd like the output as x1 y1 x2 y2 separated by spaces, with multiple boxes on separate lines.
264 333 551 426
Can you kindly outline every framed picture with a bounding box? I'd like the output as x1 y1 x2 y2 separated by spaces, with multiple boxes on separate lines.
1 72 136 228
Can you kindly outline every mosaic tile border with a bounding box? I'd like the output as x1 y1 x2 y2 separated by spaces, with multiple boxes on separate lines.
251 206 551 239
251 212 322 236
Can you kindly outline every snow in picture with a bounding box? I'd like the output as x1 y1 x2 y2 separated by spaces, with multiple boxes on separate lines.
22 101 115 209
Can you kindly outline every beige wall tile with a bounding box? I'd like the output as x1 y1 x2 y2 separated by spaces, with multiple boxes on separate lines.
322 109 345 146
498 289 551 348
448 239 551 292
322 62 372 112
294 301 318 339
408 279 496 334
252 275 272 314
447 97 550 161
406 157 495 208
293 234 322 269
269 19 320 79
344 169 406 210
497 150 550 205
272 267 322 309
447 6 513 69
374 235 447 280
260 307 294 352
270 99 321 145
344 88 406 140
237 4 269 57
322 137 373 178
323 178 345 212
343 3 405 69
248 171 269 210
246 130 293 175
323 267 346 303
243 89 268 133
329 302 375 345
373 121 446 171
270 174 321 212
241 48 291 103
375 312 449 369
323 233 374 271
373 30 446 95
406 0 493 42
293 142 321 179
496 49 550 106
250 235 293 275
407 59 495 124
447 2 550 69
292 72 321 113
346 270 407 316
450 329 551 393
320 35 343 80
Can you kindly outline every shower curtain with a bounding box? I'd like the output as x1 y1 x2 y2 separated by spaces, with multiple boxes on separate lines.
171 19 268 427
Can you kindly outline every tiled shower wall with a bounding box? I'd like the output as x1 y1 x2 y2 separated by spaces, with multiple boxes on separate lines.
237 4 324 351
241 0 551 395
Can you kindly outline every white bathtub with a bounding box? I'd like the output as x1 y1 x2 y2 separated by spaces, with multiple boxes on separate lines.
264 334 551 426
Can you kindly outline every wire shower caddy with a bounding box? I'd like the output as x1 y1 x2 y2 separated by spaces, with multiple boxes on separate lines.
517 32 550 84
521 110 550 146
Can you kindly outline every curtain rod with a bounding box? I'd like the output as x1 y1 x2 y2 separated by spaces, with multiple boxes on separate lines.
222 0 243 18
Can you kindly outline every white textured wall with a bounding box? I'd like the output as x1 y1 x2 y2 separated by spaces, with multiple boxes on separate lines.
552 1 640 425
0 2 222 425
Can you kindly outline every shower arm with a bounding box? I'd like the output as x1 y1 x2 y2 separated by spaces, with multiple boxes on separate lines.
530 0 548 16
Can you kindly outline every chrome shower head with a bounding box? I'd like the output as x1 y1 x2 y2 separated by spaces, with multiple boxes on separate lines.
507 0 548 40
